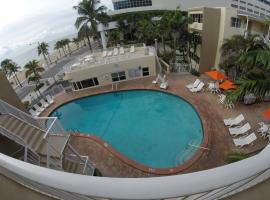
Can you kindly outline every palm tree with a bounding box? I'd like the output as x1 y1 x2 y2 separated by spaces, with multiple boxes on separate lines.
73 0 109 51
72 37 80 49
225 36 270 102
37 42 51 66
54 41 62 58
1 59 22 87
24 60 45 95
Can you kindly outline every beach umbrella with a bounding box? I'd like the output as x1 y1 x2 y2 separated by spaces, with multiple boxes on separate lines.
262 108 270 120
206 70 227 81
219 80 236 90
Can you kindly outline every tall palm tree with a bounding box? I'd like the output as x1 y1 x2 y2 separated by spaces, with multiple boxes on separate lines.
73 0 109 51
37 42 51 66
25 60 45 95
1 59 22 87
72 37 80 49
54 41 62 58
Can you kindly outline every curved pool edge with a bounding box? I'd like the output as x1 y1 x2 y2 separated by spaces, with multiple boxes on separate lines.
47 88 209 175
73 133 209 175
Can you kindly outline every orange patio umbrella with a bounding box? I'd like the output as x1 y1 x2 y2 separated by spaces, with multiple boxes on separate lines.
219 80 236 90
262 108 270 120
206 70 227 81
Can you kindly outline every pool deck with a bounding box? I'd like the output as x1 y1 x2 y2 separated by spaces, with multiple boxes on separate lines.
41 74 269 177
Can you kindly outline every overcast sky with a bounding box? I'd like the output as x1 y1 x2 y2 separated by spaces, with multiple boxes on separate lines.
0 0 113 62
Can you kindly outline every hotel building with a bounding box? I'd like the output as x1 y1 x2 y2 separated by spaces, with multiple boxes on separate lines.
105 0 270 72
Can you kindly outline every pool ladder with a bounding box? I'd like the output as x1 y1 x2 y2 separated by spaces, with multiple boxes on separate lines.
112 83 118 91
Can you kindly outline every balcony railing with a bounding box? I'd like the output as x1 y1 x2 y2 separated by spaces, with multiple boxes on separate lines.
1 144 270 200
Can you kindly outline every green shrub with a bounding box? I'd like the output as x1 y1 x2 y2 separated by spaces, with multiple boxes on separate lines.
34 83 44 91
23 101 30 110
190 68 200 77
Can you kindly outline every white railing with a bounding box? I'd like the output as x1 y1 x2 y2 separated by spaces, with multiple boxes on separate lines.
1 144 270 200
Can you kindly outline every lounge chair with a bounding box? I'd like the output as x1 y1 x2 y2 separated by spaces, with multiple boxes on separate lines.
107 51 113 57
113 48 118 56
186 79 201 89
102 51 107 57
33 104 45 112
224 114 245 127
120 47 124 55
152 74 162 84
218 94 226 104
130 46 135 53
233 133 257 147
229 122 251 137
160 81 169 90
257 122 270 138
46 95 54 104
29 109 41 117
189 82 205 93
40 99 49 108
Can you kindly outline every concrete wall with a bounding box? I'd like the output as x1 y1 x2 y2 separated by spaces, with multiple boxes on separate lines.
0 72 26 112
197 7 222 72
0 174 56 200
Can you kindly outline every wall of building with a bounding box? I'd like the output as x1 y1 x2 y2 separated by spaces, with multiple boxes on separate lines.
65 55 157 88
0 72 26 112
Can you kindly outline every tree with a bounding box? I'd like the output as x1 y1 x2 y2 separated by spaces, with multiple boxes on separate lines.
107 30 121 46
54 41 63 58
37 42 51 66
1 59 22 87
72 37 80 49
24 60 45 95
224 35 270 102
73 0 109 51
62 39 72 54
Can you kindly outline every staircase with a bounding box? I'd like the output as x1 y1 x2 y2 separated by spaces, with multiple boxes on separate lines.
0 99 95 176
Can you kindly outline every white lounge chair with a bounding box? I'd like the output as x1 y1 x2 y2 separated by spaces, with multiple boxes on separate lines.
233 133 257 147
33 104 45 112
189 82 205 93
107 51 113 57
224 114 245 127
46 95 54 104
130 46 135 53
160 81 169 90
152 74 162 84
186 79 201 89
102 51 107 57
218 94 226 104
29 109 41 117
113 48 118 56
229 123 251 137
257 122 270 138
40 99 49 108
120 47 124 55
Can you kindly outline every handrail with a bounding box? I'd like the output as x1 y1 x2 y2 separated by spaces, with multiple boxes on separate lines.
1 145 270 200
43 118 57 139
0 126 40 165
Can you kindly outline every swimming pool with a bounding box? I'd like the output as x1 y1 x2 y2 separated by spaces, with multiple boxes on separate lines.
50 90 203 169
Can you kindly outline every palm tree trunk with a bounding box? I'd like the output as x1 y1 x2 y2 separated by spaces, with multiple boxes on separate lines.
58 49 62 57
14 72 22 87
42 53 49 66
87 36 92 52
47 54 52 64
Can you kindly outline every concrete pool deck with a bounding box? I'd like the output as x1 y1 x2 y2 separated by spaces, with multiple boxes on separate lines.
41 74 269 177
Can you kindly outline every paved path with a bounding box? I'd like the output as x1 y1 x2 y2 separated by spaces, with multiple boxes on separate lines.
16 42 99 99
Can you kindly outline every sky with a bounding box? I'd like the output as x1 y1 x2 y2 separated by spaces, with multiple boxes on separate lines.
0 0 113 65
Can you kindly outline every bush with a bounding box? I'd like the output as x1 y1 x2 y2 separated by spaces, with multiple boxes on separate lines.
23 101 30 110
225 153 249 163
190 68 200 77
34 83 45 91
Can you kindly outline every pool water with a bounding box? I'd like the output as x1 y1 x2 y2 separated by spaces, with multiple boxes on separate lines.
50 90 203 169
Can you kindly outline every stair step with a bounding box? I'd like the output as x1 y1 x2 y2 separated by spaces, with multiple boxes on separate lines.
30 131 44 151
11 122 25 135
3 116 15 129
0 115 11 125
23 128 37 145
8 120 23 133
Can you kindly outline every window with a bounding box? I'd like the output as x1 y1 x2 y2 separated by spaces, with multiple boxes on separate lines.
191 14 203 23
240 6 246 10
142 67 149 76
231 4 238 8
113 0 152 10
128 68 141 78
111 71 126 82
231 17 242 28
73 77 99 90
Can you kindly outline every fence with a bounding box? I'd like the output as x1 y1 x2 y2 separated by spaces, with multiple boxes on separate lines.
1 144 270 200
